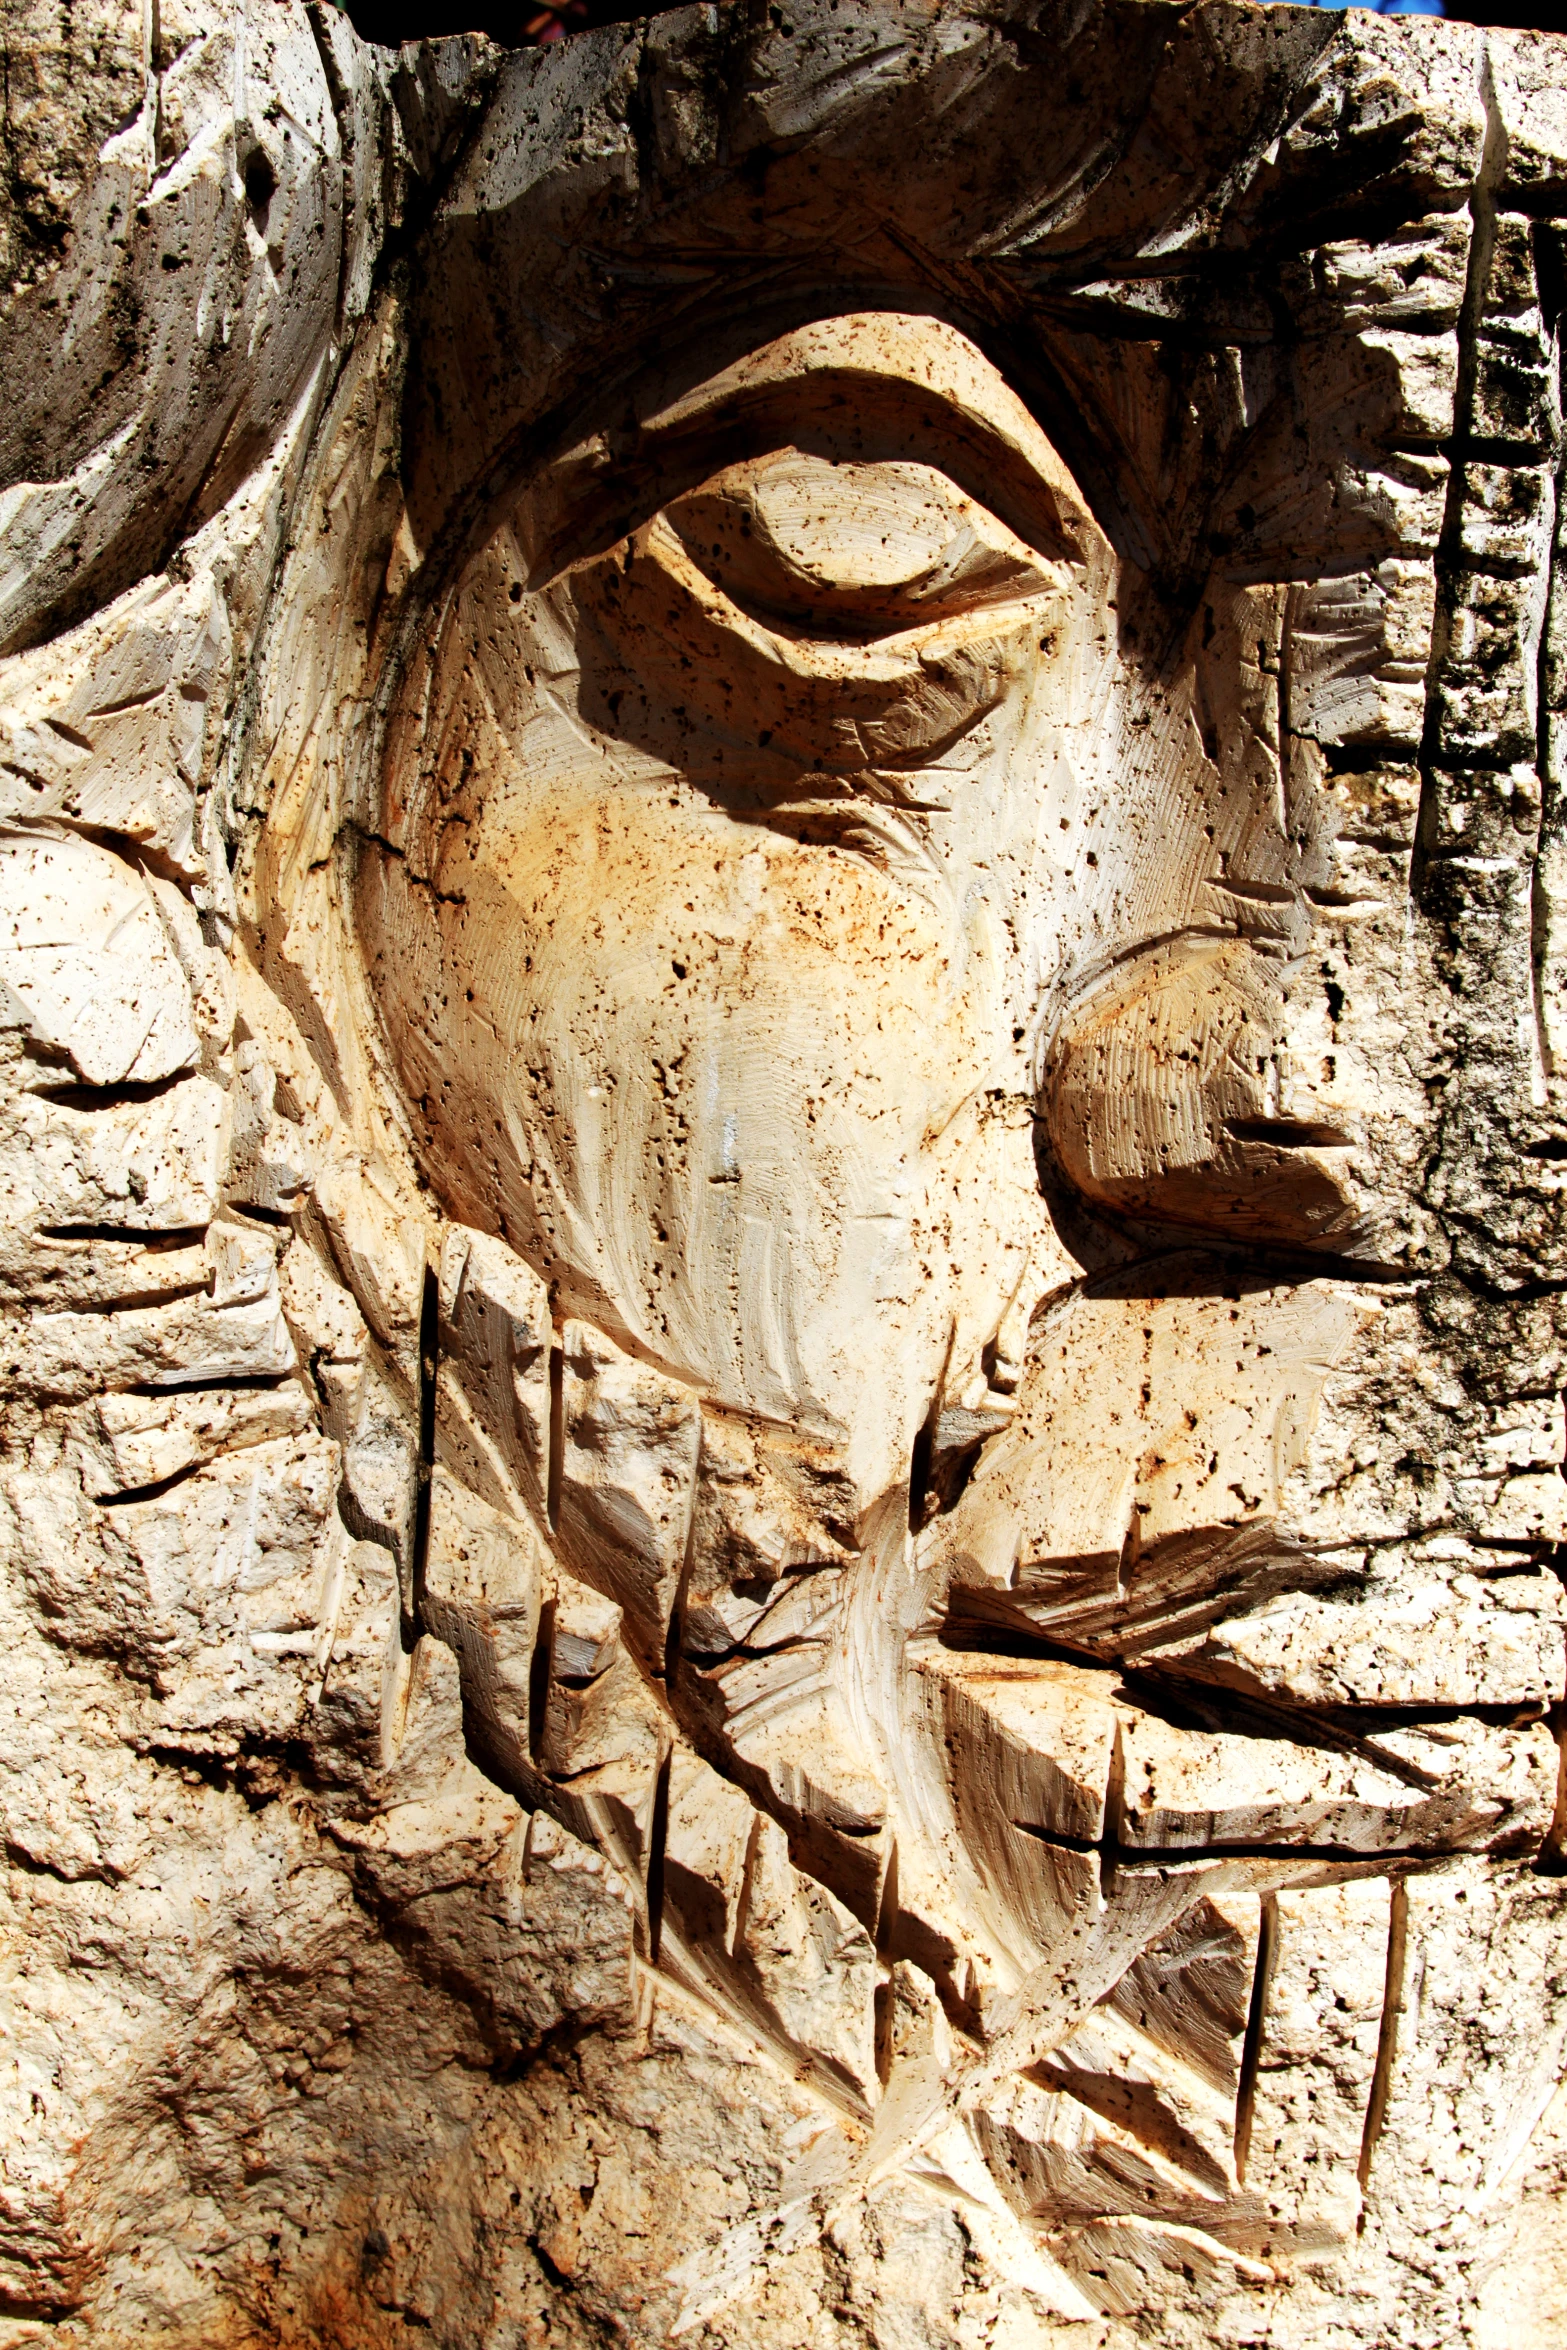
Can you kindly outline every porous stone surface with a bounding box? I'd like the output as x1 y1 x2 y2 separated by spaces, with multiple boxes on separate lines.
3 4 1567 2345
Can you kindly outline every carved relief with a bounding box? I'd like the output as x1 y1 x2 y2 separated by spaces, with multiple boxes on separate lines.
4 4 1567 2344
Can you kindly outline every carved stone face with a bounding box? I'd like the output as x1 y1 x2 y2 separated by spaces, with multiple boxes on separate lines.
11 7 1567 2339
359 309 1367 1506
354 281 1557 2050
302 15 1567 2319
361 313 1116 1503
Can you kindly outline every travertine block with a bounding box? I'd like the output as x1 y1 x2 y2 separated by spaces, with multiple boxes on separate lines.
4 3 1567 2343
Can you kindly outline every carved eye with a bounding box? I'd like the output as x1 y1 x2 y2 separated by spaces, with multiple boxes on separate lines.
566 450 1073 775
509 314 1102 779
664 450 1060 638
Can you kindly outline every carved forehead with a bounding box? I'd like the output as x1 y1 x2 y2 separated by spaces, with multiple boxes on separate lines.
401 0 1483 588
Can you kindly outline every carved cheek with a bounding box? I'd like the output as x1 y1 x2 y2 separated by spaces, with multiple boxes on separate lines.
367 794 1018 1459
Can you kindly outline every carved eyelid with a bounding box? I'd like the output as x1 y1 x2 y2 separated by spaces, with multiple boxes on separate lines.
654 454 1065 643
523 313 1103 590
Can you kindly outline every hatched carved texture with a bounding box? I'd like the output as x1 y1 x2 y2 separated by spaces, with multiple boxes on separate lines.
3 4 1567 2345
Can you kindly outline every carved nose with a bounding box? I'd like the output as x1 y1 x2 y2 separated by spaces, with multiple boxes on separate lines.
1041 935 1369 1254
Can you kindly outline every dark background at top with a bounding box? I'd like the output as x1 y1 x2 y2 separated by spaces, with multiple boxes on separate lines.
341 0 1567 52
340 0 635 43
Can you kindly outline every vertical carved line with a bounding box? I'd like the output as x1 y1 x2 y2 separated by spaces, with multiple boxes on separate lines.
1408 29 1505 1168
1116 1501 1141 1596
546 1336 564 1533
874 1978 895 2090
528 1599 555 1767
645 1749 672 1968
730 1809 764 1960
1531 213 1567 1094
908 1410 935 1536
665 1414 700 1694
1234 1891 1279 2185
1414 44 1506 876
1358 1879 1410 2197
408 1260 439 1642
301 0 354 342
875 1838 900 1958
909 1323 956 1534
873 1840 900 2089
147 0 165 163
1099 1723 1125 1902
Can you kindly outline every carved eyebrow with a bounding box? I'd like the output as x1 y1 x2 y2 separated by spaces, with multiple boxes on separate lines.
638 313 1093 553
518 312 1106 591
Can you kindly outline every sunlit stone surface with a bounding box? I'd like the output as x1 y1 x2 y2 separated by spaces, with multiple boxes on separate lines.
4 3 1567 2342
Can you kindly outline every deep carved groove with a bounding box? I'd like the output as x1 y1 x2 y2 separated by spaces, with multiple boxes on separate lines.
645 1748 672 1967
546 1339 564 1535
1233 1891 1279 2185
528 1601 555 1768
408 1261 439 1640
1359 1881 1410 2198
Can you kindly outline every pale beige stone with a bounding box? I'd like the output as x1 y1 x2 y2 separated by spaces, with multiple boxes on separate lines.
3 4 1567 2345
